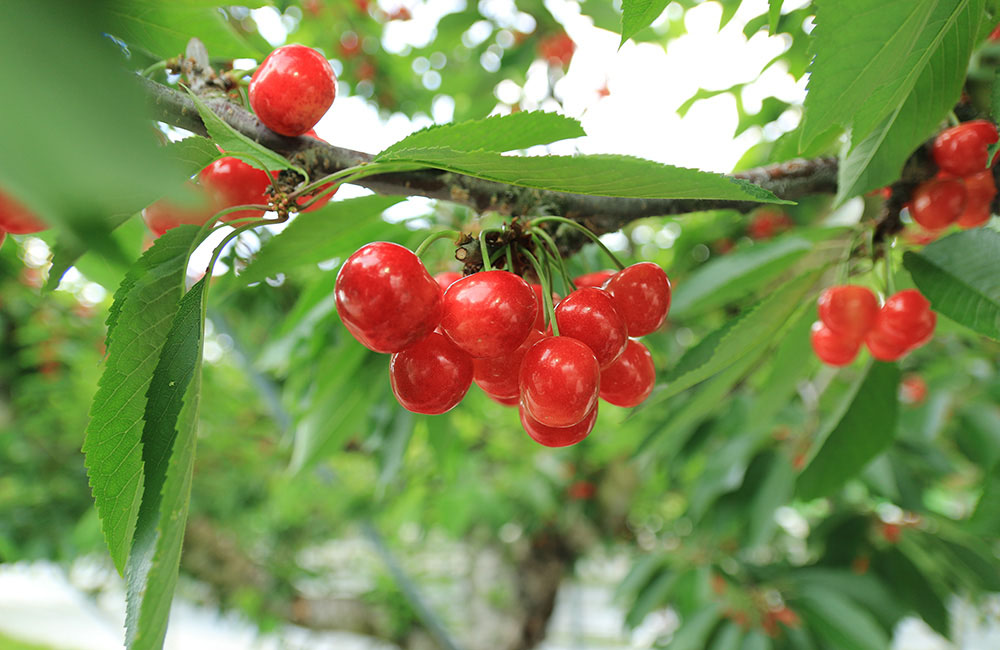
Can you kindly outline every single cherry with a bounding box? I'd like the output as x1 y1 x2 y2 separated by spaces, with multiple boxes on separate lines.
864 326 910 362
390 332 473 414
519 402 597 448
599 339 655 407
932 120 999 176
142 182 217 237
810 322 861 366
957 200 992 228
199 156 271 222
335 242 442 353
909 178 966 230
816 285 880 340
433 271 463 291
878 289 936 348
963 170 996 204
554 287 628 368
574 270 615 288
604 262 671 337
249 44 337 136
900 374 928 405
485 391 519 407
440 270 538 358
0 189 46 234
473 329 544 400
519 336 600 428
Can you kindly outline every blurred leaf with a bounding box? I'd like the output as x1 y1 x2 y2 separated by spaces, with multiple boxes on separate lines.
187 90 298 173
719 0 741 29
616 554 668 602
746 452 795 547
620 0 669 46
967 465 1000 536
239 195 405 283
659 271 820 400
375 149 792 203
740 631 771 650
745 304 816 428
668 603 723 650
378 112 585 157
83 225 202 574
626 570 677 628
791 569 907 633
878 548 949 635
377 411 415 492
767 0 783 35
708 622 743 650
903 229 1000 341
125 277 206 649
957 405 1000 469
796 585 889 650
797 362 901 501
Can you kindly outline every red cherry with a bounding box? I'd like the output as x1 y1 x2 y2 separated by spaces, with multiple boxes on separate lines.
574 270 615 288
900 374 928 405
748 209 793 240
554 287 628 368
537 32 575 67
604 262 671 337
933 120 999 176
816 285 880 340
599 339 655 407
335 242 442 353
473 329 544 400
0 189 46 234
530 283 560 331
810 322 861 366
390 332 473 414
864 326 910 361
519 336 600 428
519 402 597 448
440 270 538 358
142 182 216 237
485 391 519 407
964 170 996 203
433 271 463 291
909 178 966 230
249 44 337 136
957 200 992 228
878 289 936 347
199 156 271 222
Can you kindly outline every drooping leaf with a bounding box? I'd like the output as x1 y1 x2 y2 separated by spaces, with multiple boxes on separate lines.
625 570 678 628
745 304 816 428
239 195 406 284
796 586 890 650
620 0 669 46
767 0 783 35
903 229 1000 341
375 149 791 203
797 362 901 501
740 631 772 650
125 277 207 649
668 603 723 650
378 112 585 158
83 225 202 574
878 548 950 635
709 622 743 650
746 452 795 548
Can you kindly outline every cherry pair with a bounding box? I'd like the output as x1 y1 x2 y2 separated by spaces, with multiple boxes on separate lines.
909 121 999 230
810 286 936 366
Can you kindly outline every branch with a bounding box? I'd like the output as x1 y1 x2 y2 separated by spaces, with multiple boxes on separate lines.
141 76 838 239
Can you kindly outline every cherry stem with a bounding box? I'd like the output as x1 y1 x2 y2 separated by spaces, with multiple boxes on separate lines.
883 250 896 296
530 228 576 294
291 161 425 203
142 60 168 78
415 230 461 257
519 246 559 336
478 228 493 272
529 216 626 270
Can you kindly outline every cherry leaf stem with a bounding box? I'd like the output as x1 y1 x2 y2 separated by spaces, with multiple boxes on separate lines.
529 216 626 270
414 230 461 258
530 228 576 294
520 246 559 336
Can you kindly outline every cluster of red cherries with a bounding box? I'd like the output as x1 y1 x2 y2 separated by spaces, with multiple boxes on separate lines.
334 241 670 447
908 120 998 231
810 286 936 366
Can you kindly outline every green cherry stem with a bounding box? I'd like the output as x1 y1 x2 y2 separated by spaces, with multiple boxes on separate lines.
519 246 559 336
479 228 494 272
415 230 461 257
883 249 896 296
530 228 576 294
529 216 626 271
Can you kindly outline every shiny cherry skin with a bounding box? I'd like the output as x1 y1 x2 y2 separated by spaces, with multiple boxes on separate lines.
878 289 936 347
932 120 999 176
864 326 910 361
574 270 615 288
599 339 655 407
142 182 216 237
335 242 442 353
199 156 271 222
963 170 996 204
816 285 880 340
249 44 337 136
604 262 671 336
957 200 992 228
440 270 538 358
434 271 463 291
0 189 46 234
810 322 861 366
519 402 597 448
485 391 519 407
909 178 966 230
390 332 473 414
519 336 600 428
554 287 628 368
474 329 544 400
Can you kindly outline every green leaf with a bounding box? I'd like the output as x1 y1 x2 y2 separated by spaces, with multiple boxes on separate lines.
967 465 1000 536
376 411 415 492
83 225 202 574
659 271 820 400
377 112 585 158
186 90 298 174
239 195 406 284
374 149 791 203
615 554 668 602
620 0 669 46
106 0 264 59
626 570 677 628
903 229 1000 340
797 362 901 501
834 0 984 201
740 631 771 650
745 304 817 428
709 622 743 650
668 603 723 650
767 0 783 35
878 548 949 635
746 453 795 547
796 586 890 650
125 277 206 649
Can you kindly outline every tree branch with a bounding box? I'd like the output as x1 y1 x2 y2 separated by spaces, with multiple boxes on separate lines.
140 75 838 239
